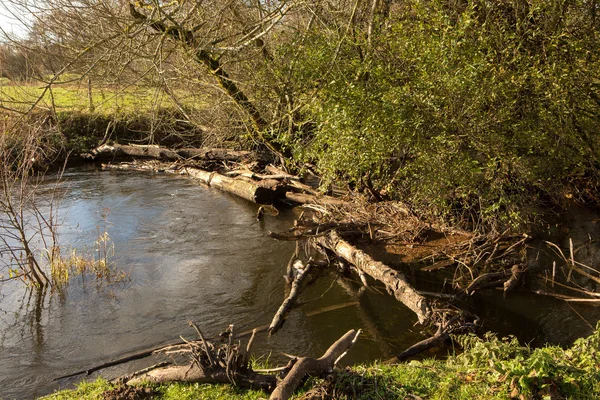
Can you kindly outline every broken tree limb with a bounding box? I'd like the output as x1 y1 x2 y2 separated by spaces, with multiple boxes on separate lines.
126 323 277 391
269 260 313 335
269 329 361 400
396 329 450 362
54 339 188 381
465 271 508 295
315 231 432 324
83 143 253 163
265 165 300 180
395 314 478 362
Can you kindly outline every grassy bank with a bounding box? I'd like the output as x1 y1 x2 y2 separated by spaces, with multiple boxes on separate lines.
44 323 600 400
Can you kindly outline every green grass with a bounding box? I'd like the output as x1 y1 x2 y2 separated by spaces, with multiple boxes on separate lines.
44 379 268 400
42 324 600 400
0 81 177 115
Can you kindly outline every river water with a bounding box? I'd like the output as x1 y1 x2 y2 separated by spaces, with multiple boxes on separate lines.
0 167 599 399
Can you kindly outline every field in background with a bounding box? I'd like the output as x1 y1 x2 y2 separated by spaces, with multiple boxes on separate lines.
0 78 197 115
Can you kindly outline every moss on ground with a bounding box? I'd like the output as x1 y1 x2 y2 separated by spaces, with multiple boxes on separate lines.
43 324 600 400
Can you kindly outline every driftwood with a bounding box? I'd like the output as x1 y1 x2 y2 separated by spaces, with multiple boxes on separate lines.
107 323 361 400
127 363 276 390
315 230 431 324
100 161 280 204
465 271 507 295
83 143 253 163
269 260 313 335
89 144 356 209
269 329 361 400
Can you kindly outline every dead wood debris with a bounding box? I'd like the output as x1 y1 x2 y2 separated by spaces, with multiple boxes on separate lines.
100 322 362 400
395 312 479 362
126 321 276 391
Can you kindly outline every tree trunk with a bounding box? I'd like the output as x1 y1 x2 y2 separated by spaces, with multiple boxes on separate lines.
84 143 253 163
315 230 431 324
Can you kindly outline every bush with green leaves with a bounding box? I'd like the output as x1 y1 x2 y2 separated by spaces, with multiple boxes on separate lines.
286 0 600 231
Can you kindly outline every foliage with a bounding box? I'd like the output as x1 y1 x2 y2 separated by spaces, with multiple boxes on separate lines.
286 0 600 231
2 0 600 231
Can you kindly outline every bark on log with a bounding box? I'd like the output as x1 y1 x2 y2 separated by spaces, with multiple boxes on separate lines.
396 331 450 361
269 329 361 400
184 167 278 204
315 231 431 324
465 271 507 295
83 144 253 163
269 261 312 335
126 365 276 391
284 191 348 207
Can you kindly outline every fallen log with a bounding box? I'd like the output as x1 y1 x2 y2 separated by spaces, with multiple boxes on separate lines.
396 330 450 362
83 143 253 163
315 230 431 324
465 271 507 295
126 364 276 390
269 329 361 400
284 191 348 207
126 323 277 391
184 167 279 204
465 264 526 296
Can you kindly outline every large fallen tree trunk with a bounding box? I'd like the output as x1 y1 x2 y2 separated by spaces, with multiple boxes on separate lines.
315 230 432 324
269 329 361 400
183 167 281 204
83 143 254 163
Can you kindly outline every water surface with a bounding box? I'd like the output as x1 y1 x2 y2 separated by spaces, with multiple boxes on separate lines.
0 168 599 399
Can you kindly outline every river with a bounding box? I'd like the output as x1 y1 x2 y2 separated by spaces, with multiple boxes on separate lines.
0 167 599 399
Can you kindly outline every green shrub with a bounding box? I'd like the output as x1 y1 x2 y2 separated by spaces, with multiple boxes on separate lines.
287 0 600 230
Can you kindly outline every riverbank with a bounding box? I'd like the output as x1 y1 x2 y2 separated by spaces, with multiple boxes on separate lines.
44 322 600 399
3 109 600 399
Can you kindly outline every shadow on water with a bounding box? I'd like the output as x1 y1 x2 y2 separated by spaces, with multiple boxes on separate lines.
0 167 599 399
